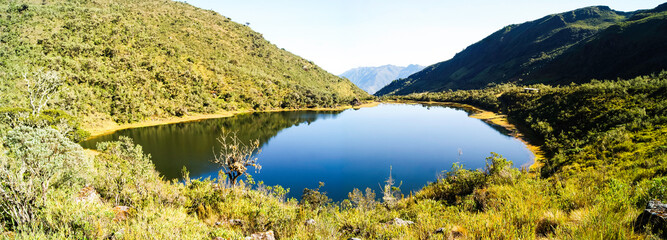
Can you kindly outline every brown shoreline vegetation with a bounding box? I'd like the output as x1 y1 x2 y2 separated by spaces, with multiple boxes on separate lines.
83 100 543 170
384 99 545 170
83 102 380 139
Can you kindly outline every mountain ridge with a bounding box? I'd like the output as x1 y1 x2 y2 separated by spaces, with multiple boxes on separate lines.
376 4 667 95
340 64 425 94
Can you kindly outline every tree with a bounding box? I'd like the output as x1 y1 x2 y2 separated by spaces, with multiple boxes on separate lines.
381 166 402 208
210 131 261 185
24 70 64 116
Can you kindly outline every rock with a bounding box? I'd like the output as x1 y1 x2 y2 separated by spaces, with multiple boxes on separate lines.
74 186 100 204
229 219 243 226
107 228 125 239
112 206 132 222
388 217 414 226
249 230 275 240
215 221 222 226
348 238 361 240
212 237 225 240
433 226 466 239
304 219 316 226
634 200 667 238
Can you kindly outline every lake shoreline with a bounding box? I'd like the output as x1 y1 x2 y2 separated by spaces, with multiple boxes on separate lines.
82 100 542 171
384 99 544 171
83 102 380 139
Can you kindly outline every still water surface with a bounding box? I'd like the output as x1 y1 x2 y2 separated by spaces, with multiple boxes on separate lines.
82 103 533 200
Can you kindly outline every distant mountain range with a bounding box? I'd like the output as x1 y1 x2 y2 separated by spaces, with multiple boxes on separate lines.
377 3 667 95
340 64 425 94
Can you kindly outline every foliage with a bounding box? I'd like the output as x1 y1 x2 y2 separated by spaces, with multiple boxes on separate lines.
0 2 664 234
24 69 64 116
211 131 261 185
347 188 378 211
0 0 367 124
0 107 90 142
93 136 181 207
417 153 517 206
300 182 331 209
0 126 91 230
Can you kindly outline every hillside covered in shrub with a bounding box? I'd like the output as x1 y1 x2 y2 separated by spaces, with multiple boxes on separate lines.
377 4 667 95
0 0 367 124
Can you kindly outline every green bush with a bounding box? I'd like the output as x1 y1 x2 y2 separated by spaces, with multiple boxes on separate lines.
93 136 181 207
0 126 91 230
300 182 331 210
0 108 90 142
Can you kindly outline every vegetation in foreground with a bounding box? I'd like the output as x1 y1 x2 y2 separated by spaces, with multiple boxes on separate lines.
1 72 666 239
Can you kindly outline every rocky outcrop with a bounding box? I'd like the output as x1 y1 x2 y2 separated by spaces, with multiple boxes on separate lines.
229 219 244 226
74 186 100 204
434 226 466 239
247 230 275 240
634 200 667 238
388 218 414 226
304 219 316 226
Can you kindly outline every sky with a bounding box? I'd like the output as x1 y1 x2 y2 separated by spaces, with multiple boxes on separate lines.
185 0 665 75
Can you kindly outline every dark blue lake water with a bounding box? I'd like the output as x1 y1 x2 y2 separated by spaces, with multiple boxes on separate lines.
81 103 533 201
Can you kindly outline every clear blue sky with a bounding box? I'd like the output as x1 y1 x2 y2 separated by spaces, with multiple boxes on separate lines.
184 0 665 74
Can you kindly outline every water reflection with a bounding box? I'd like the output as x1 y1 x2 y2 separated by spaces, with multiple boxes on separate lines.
82 104 533 201
81 110 344 180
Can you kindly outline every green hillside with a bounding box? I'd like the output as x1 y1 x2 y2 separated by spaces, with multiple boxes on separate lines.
0 0 368 123
534 6 667 84
377 4 667 95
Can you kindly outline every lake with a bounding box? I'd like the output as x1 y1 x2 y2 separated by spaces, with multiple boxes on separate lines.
81 103 534 201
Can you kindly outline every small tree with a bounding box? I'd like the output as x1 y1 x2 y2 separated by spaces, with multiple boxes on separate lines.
211 131 261 185
380 166 402 208
301 182 331 209
24 70 64 116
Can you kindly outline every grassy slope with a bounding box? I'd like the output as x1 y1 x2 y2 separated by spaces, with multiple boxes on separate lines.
377 4 667 95
0 0 367 124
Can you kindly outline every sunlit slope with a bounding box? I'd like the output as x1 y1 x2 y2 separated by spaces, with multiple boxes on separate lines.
0 0 368 123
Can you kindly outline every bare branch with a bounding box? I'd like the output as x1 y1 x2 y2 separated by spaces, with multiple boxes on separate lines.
210 130 261 186
24 69 64 116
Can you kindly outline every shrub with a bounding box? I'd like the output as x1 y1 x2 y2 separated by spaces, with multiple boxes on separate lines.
211 131 262 185
0 108 90 142
348 188 377 211
93 136 179 207
301 182 331 209
417 163 486 204
0 126 91 230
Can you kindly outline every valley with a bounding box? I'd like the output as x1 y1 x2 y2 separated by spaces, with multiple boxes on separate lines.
0 1 666 239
